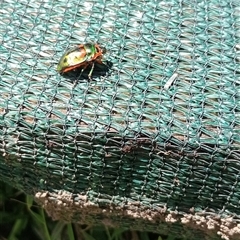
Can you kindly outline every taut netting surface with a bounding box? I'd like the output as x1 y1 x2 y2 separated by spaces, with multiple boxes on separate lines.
0 0 240 239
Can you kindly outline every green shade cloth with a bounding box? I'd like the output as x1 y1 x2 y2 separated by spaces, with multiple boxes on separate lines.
0 0 239 239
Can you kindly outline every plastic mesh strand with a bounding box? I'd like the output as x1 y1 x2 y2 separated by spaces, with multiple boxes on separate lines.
0 0 240 239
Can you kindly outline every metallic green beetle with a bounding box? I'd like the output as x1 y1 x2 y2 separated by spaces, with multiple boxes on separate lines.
57 43 106 78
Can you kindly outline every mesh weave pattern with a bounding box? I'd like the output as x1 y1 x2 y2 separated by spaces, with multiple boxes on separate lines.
0 0 240 239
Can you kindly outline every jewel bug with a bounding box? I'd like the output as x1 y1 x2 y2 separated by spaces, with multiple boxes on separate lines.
57 43 107 79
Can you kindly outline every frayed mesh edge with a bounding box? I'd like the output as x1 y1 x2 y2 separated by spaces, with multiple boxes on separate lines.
35 190 240 240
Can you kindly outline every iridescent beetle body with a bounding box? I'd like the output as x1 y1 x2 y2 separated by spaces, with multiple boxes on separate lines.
57 43 106 79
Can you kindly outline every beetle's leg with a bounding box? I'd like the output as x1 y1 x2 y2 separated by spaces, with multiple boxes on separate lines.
88 62 95 80
73 65 88 87
73 63 89 85
97 58 110 68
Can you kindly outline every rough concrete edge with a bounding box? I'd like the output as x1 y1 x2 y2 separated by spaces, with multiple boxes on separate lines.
35 190 240 240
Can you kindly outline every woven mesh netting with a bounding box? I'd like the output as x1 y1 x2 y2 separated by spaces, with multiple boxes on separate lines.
0 0 240 239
